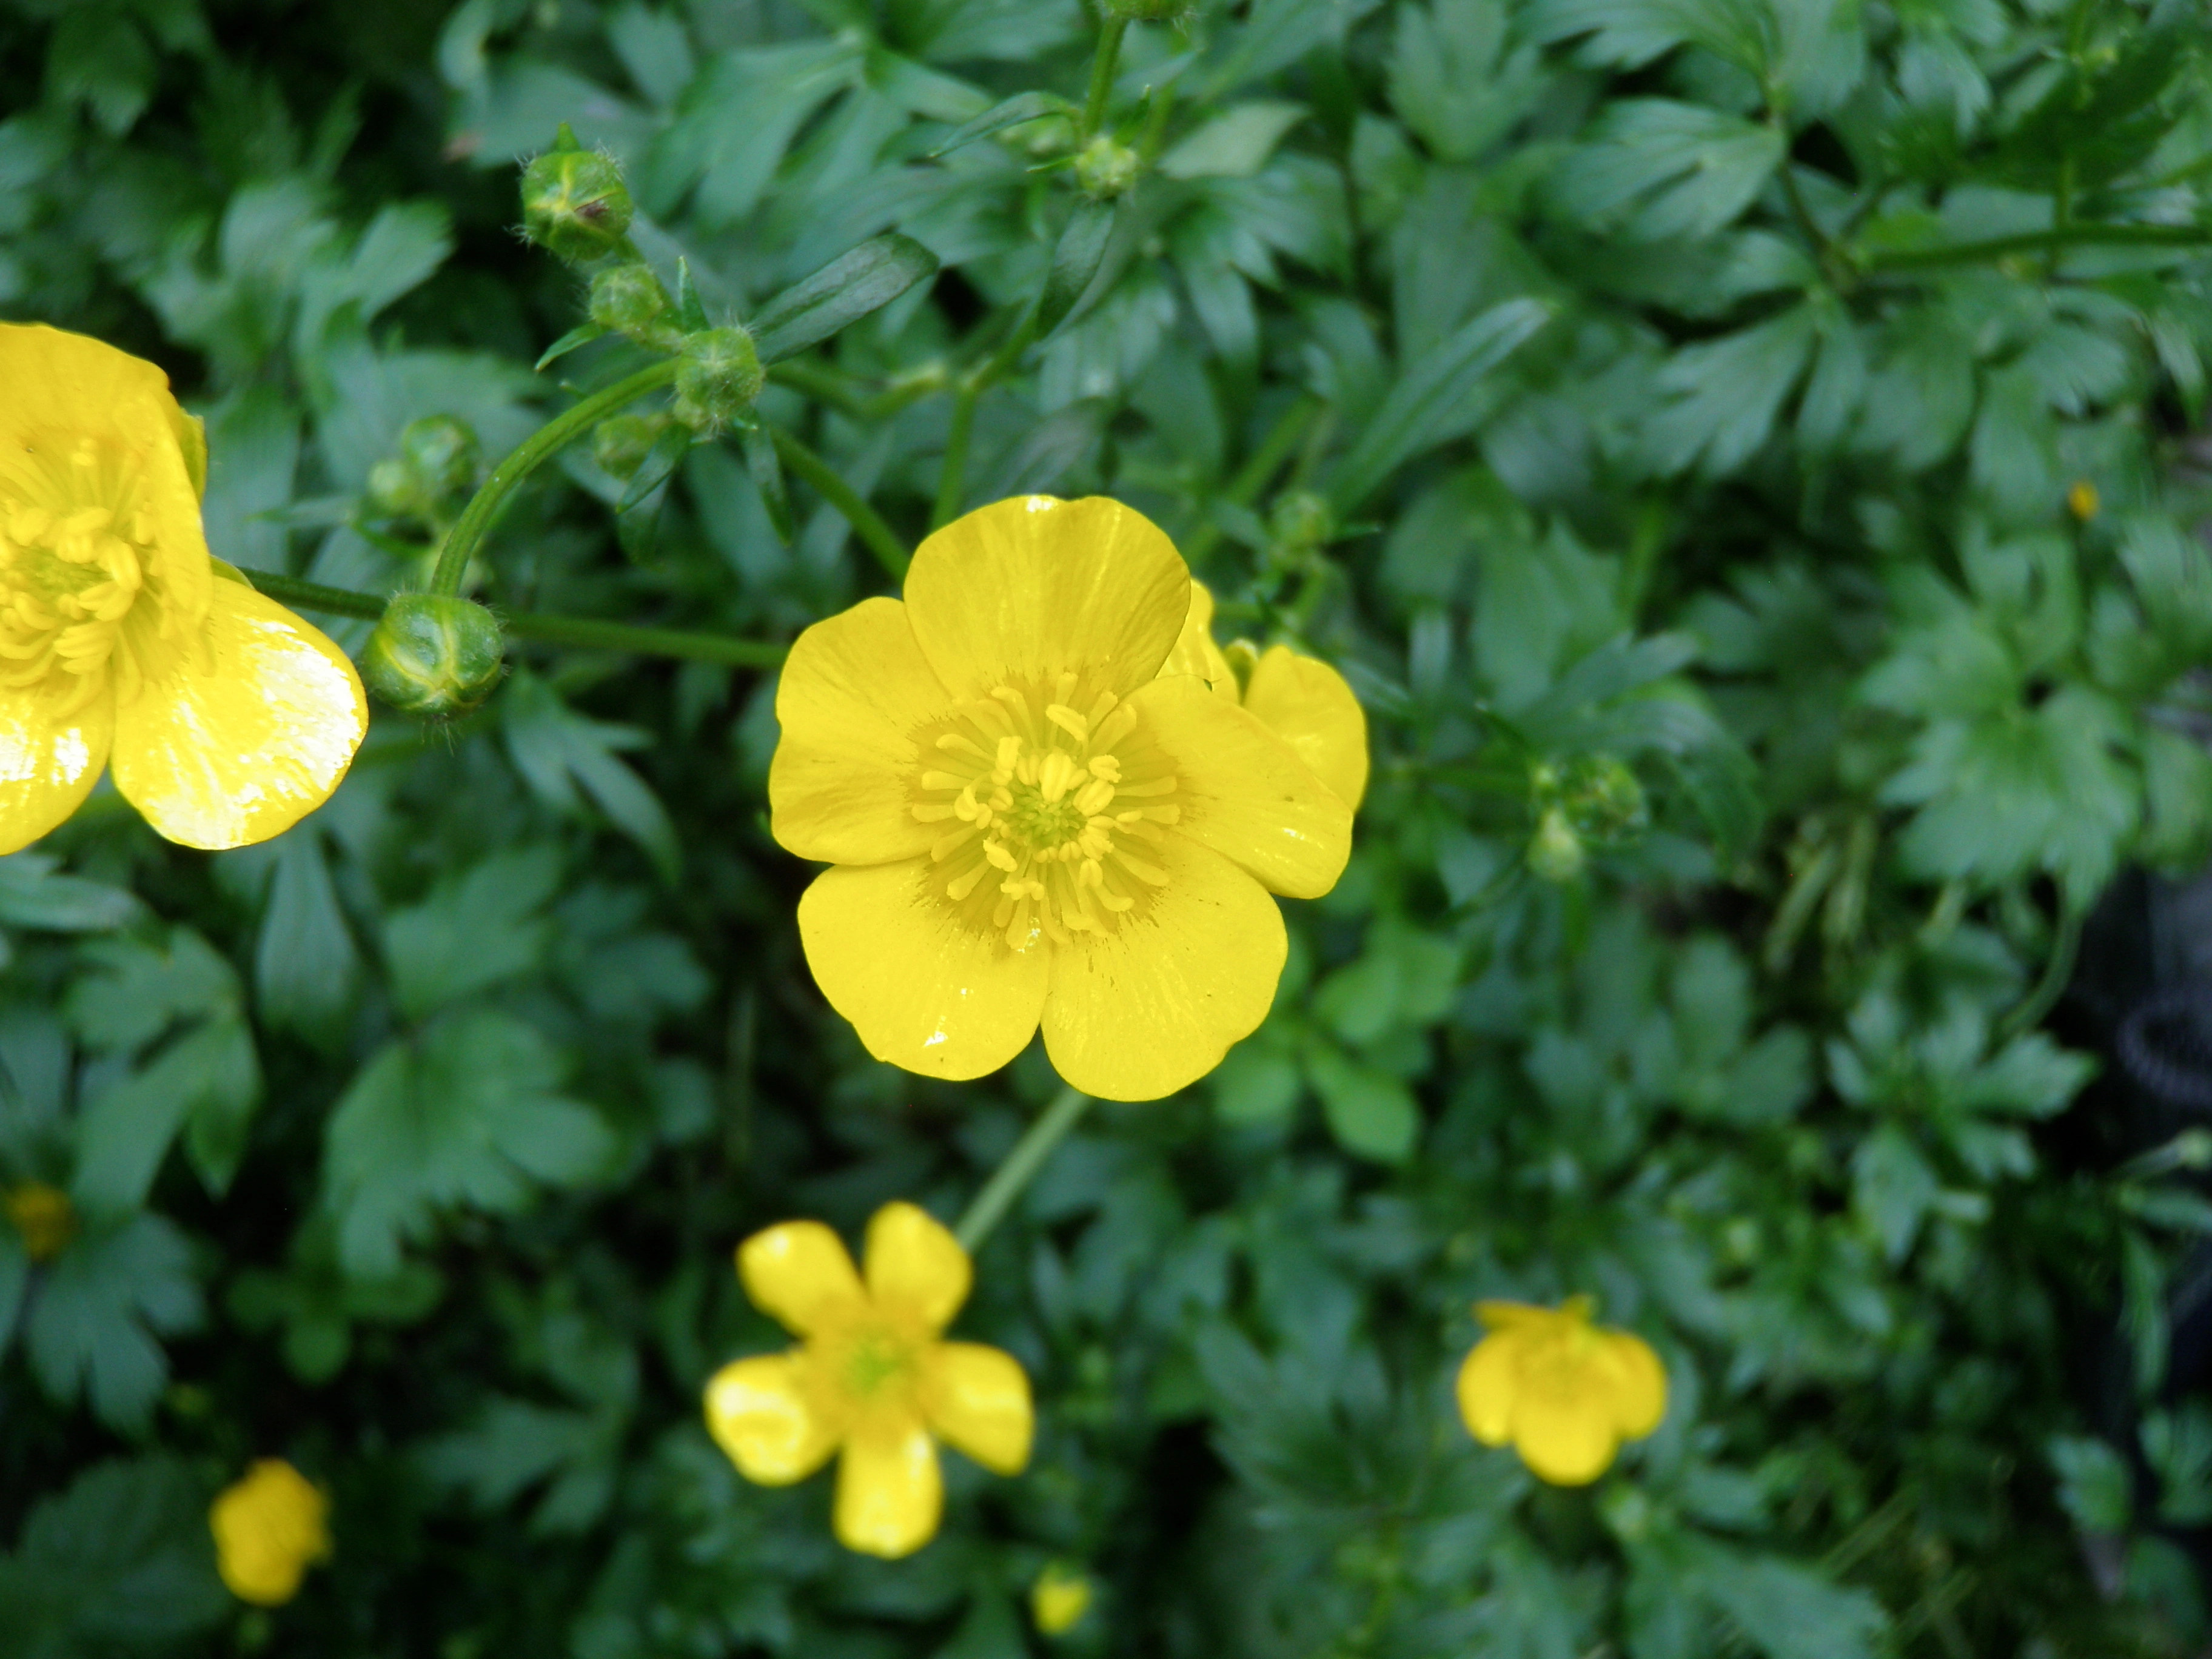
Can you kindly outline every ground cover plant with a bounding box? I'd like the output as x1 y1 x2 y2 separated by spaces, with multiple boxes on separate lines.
5 0 2212 1654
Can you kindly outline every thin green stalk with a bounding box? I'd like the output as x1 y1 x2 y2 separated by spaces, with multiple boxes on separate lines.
1078 16 1129 144
1863 221 2212 272
933 382 982 529
432 360 679 596
768 426 911 581
1181 395 1321 566
242 569 786 668
954 1086 1094 1253
1999 900 2086 1041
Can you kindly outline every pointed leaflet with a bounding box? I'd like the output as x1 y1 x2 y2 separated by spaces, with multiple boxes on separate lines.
501 672 680 883
535 321 608 372
752 233 942 364
926 90 1074 158
742 423 794 543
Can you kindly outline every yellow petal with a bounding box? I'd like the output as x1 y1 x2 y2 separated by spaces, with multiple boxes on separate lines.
1241 644 1369 811
0 688 113 856
110 575 365 850
704 1353 840 1484
903 496 1191 700
922 1341 1033 1475
834 1418 943 1558
1512 1380 1621 1486
209 1459 329 1607
769 596 954 865
738 1220 866 1336
1455 1329 1521 1447
797 859 1049 1081
863 1201 971 1333
1157 580 1236 694
1600 1330 1667 1439
0 324 179 446
1040 834 1285 1101
1125 675 1352 900
1474 1300 1553 1332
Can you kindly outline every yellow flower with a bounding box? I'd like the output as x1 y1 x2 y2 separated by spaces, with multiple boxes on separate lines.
2067 478 2100 521
703 1200 1033 1560
4 1181 75 1261
0 325 366 854
1455 1296 1666 1486
1160 579 1369 811
1031 1563 1095 1635
209 1459 331 1606
769 495 1353 1100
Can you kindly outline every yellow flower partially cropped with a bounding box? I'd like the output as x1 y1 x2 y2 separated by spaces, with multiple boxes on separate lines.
4 1180 76 1261
0 325 365 853
703 1200 1032 1560
210 1459 331 1606
1455 1296 1666 1486
769 495 1354 1101
1031 1563 1094 1635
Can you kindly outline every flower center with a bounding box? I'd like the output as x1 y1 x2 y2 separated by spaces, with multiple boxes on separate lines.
843 1329 913 1398
911 671 1182 950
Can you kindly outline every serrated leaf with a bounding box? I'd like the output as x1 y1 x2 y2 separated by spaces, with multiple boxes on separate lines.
1644 306 1818 477
382 847 561 1021
1159 102 1307 181
72 1017 261 1216
0 854 142 933
501 673 681 883
751 233 941 365
66 929 240 1054
255 828 360 1042
1553 100 1786 243
0 1456 227 1646
26 1215 201 1429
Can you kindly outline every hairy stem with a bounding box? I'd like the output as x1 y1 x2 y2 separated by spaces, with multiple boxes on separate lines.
954 1085 1094 1253
1079 16 1130 144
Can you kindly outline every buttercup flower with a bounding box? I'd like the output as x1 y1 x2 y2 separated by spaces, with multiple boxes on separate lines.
1032 1563 1095 1635
769 495 1354 1100
210 1459 331 1606
703 1201 1032 1559
1456 1296 1667 1485
0 326 366 853
4 1180 75 1260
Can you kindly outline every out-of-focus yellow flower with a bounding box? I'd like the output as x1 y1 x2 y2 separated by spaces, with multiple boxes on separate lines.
0 325 365 854
768 495 1353 1100
703 1201 1033 1560
4 1181 75 1260
1455 1296 1666 1486
2067 478 2100 521
1161 580 1369 813
1031 1563 1094 1635
210 1459 330 1606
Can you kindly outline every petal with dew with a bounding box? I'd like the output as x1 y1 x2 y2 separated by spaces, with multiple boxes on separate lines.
1157 580 1236 694
1512 1381 1622 1486
1127 675 1352 900
863 1201 971 1333
1601 1330 1667 1438
1242 645 1369 811
797 859 1050 1082
739 1220 866 1336
1455 1330 1522 1447
0 689 113 856
770 597 955 865
1041 834 1285 1101
923 1341 1033 1475
111 577 364 851
905 496 1191 701
704 1354 841 1483
835 1418 943 1559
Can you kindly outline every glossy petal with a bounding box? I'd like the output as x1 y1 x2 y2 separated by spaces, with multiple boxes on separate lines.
1242 644 1370 811
0 689 113 856
1601 1330 1667 1438
739 1221 866 1336
1157 580 1236 694
1127 675 1352 900
1512 1378 1622 1486
905 496 1191 700
769 597 953 865
834 1418 943 1559
863 1201 971 1333
0 324 179 444
704 1354 840 1483
1041 834 1285 1100
111 577 365 850
209 1460 329 1608
1455 1329 1523 1447
922 1341 1033 1475
797 859 1049 1081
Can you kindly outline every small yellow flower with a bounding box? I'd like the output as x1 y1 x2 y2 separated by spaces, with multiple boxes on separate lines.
0 325 366 854
210 1459 331 1606
2067 478 2100 521
704 1201 1033 1560
769 496 1354 1100
4 1181 75 1261
1031 1563 1095 1635
1455 1296 1666 1486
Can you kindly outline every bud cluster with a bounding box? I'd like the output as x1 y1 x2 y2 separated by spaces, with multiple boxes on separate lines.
368 416 481 526
1524 754 1650 883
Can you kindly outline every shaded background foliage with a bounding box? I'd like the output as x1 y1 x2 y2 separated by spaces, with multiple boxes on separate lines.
3 0 2212 1654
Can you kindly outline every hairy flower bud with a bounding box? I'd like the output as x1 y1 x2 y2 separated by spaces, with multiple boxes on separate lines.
368 417 480 522
521 146 632 264
360 594 505 717
589 263 670 341
1526 805 1584 883
1073 135 1140 199
592 412 666 480
672 327 764 434
1267 490 1335 560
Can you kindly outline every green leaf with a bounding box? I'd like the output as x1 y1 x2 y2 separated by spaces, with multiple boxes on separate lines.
741 422 794 543
501 674 682 883
925 89 1073 158
1158 102 1307 181
255 828 361 1042
750 233 942 365
382 846 561 1021
1037 199 1116 341
1852 1124 1939 1263
1702 1549 1887 1659
0 1457 227 1649
73 1017 261 1215
1552 101 1786 243
27 1215 201 1429
1213 1036 1303 1125
1388 0 1541 163
535 320 608 372
1308 1042 1419 1164
66 928 240 1054
2050 1434 2134 1533
1644 307 1819 476
0 854 143 933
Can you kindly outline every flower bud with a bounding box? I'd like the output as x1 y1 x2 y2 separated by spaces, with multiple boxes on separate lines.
589 263 670 341
360 594 505 717
1527 805 1585 883
367 417 480 522
1031 1565 1093 1637
672 327 764 434
1074 134 1140 199
592 412 666 480
521 146 632 264
1267 490 1335 561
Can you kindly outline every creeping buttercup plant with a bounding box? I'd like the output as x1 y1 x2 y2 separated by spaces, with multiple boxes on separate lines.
4 0 2212 1655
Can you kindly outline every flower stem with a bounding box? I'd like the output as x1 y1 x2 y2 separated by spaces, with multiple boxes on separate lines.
1078 16 1129 144
954 1085 1093 1254
768 426 911 581
431 360 680 597
241 569 786 668
1862 221 2212 272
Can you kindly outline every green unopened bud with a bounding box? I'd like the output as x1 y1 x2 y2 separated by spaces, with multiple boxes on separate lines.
1268 490 1335 560
1527 805 1585 883
361 594 505 717
1074 134 1140 199
589 263 670 341
521 146 632 264
672 327 763 434
367 417 480 523
1564 755 1647 845
592 412 667 480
